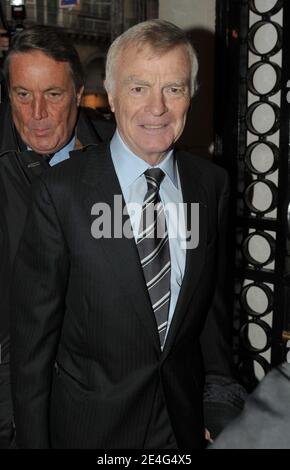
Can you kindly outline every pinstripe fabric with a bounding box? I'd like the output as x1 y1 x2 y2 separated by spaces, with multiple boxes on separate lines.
10 143 233 449
137 168 171 347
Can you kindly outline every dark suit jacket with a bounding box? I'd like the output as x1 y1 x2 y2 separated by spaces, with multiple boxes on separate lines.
0 102 114 448
0 101 114 362
10 143 234 449
211 362 290 449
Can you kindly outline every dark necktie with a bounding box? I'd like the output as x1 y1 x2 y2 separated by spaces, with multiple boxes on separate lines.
137 168 171 347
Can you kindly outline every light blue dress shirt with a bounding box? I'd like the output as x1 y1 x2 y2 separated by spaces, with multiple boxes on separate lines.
49 136 76 166
28 137 75 166
110 130 186 341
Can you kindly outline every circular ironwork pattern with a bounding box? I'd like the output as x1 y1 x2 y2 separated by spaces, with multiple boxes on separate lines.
242 231 275 266
249 0 283 16
244 179 277 214
248 20 282 57
238 355 271 390
240 282 274 316
245 141 279 175
232 0 286 385
240 319 272 353
246 101 280 136
247 61 281 97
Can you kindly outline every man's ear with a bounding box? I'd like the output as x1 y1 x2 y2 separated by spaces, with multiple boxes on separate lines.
76 85 84 107
107 92 115 113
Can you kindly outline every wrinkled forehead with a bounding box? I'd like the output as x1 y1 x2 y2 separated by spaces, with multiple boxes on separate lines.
119 41 190 63
115 42 192 86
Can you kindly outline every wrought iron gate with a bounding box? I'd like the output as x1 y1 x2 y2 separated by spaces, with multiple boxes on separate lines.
214 0 290 390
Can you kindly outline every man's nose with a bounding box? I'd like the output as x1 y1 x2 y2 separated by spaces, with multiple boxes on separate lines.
145 90 168 116
31 96 48 120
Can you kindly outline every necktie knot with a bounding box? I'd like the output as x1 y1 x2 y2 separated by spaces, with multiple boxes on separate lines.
144 168 165 191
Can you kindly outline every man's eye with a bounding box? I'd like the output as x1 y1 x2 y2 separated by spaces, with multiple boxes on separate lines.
169 87 183 94
131 86 145 94
47 92 62 100
17 92 29 99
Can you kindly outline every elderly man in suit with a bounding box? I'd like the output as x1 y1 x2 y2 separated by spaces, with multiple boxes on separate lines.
10 19 244 449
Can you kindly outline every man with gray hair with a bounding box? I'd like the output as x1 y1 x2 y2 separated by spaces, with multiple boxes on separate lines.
0 25 113 448
10 19 244 449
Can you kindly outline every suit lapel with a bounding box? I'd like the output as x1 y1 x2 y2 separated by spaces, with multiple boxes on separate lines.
81 144 161 354
162 151 208 359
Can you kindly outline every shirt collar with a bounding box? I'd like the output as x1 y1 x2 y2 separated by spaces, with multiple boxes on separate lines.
27 136 75 166
110 130 178 189
49 136 75 166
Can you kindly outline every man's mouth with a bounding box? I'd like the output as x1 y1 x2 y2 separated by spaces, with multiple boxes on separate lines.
32 128 51 136
141 124 167 129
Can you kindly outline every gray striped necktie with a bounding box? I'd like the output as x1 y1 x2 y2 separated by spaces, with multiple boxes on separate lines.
137 168 171 347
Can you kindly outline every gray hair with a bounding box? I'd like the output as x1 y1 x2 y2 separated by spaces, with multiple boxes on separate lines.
3 25 84 92
105 19 198 98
